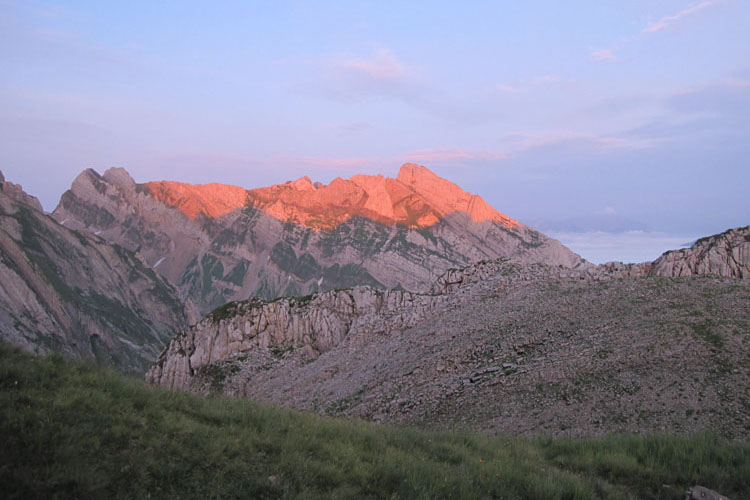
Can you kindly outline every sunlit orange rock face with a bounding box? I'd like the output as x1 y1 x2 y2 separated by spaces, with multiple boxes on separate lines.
145 181 247 220
146 163 519 230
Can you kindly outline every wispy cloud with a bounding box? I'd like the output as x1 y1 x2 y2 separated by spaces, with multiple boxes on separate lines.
642 0 722 33
591 1 722 62
499 130 657 153
301 48 506 124
338 48 407 81
276 155 376 171
403 148 508 164
402 130 659 169
319 48 421 102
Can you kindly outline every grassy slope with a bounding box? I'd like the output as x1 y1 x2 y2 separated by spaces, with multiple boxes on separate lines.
1 343 748 500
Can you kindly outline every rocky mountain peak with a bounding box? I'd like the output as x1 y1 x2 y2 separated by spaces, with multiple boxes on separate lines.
289 176 316 191
102 167 136 188
0 171 44 212
396 163 518 228
396 162 438 184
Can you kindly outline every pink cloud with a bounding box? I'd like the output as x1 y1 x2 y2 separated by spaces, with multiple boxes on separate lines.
403 148 508 164
338 48 409 81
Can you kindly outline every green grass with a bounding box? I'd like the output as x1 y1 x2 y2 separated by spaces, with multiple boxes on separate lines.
1 343 748 499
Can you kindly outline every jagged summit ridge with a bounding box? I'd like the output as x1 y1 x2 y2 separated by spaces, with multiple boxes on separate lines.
143 163 519 230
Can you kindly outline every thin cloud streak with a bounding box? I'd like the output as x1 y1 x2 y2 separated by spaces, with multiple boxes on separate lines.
339 48 407 80
643 0 722 33
321 48 421 102
591 0 722 62
403 148 508 164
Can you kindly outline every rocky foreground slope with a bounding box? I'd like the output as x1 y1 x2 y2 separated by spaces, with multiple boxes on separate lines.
148 226 750 437
53 164 584 313
0 171 196 373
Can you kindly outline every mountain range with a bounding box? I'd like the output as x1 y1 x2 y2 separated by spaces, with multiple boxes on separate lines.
52 163 585 314
1 163 748 437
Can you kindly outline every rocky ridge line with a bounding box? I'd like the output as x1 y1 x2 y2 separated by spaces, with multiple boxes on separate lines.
145 259 643 390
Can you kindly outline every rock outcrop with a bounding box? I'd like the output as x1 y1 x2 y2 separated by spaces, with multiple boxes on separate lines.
685 486 732 500
148 287 445 390
595 226 750 279
0 172 196 373
0 171 44 212
648 226 749 278
53 163 585 313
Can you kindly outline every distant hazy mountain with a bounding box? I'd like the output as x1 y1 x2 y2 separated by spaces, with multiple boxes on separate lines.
53 163 585 314
0 170 195 374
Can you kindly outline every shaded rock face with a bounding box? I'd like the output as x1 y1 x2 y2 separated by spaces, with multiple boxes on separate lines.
0 177 196 374
53 164 585 314
148 226 750 438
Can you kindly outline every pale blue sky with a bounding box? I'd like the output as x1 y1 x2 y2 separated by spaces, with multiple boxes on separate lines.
1 1 748 245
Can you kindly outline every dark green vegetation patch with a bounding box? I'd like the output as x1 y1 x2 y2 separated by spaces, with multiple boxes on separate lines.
1 344 748 499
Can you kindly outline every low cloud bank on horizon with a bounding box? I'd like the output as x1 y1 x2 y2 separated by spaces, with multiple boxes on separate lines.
551 232 699 265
